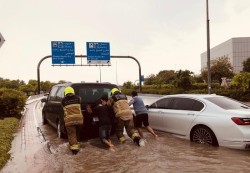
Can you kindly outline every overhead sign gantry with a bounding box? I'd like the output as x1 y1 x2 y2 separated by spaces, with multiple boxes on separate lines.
37 41 142 94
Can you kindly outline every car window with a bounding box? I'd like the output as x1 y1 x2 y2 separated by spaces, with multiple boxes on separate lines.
56 86 65 100
48 86 58 101
192 100 204 111
150 98 173 109
172 98 204 111
205 97 250 110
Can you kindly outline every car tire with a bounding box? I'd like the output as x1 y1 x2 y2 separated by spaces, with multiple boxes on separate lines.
42 112 48 125
57 120 66 139
191 126 218 146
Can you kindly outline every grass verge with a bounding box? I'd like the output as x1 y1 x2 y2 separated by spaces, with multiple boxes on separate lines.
0 117 19 170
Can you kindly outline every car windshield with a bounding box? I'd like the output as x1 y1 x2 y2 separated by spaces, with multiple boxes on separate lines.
205 97 250 110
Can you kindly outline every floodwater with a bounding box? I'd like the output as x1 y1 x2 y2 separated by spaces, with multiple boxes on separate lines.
2 95 250 173
41 125 250 173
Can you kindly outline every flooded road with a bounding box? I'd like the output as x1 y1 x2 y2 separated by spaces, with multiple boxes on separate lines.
41 124 250 173
2 95 250 173
40 95 250 173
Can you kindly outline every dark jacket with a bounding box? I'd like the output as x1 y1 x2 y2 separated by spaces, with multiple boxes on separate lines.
94 105 112 126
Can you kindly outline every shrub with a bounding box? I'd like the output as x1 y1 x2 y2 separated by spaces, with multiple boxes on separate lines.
0 88 27 119
0 117 19 170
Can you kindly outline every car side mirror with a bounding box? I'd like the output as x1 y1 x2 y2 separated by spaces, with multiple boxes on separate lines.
146 105 149 110
41 98 47 103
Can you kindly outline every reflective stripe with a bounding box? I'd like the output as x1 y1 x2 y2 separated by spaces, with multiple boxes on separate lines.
132 132 139 140
64 116 83 126
65 104 81 109
70 144 80 150
116 108 131 115
119 136 126 142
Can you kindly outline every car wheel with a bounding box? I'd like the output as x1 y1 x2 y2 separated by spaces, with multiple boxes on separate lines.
42 112 48 125
191 126 218 146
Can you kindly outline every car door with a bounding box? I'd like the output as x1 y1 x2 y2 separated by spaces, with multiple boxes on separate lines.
43 86 59 127
54 86 65 124
148 98 173 131
162 97 204 136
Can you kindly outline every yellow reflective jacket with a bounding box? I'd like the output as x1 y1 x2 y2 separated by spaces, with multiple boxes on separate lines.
107 93 133 121
62 95 84 127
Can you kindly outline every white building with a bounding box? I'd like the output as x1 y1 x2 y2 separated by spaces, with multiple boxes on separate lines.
201 37 250 73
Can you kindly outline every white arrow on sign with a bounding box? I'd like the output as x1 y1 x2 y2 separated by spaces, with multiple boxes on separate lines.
0 32 5 48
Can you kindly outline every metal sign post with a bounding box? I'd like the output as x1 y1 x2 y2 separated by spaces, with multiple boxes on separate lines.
37 55 142 94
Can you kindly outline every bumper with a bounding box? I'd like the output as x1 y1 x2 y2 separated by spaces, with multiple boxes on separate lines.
221 140 250 150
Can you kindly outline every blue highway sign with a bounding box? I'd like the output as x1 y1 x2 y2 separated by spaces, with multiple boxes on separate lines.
86 42 110 64
51 41 75 64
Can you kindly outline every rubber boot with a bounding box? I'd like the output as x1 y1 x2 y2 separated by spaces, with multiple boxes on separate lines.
133 136 145 147
71 149 79 155
133 136 140 146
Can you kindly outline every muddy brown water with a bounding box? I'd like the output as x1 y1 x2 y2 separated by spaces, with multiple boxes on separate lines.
1 96 250 173
41 125 250 173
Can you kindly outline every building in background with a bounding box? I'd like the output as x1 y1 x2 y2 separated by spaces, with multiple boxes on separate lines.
201 37 250 74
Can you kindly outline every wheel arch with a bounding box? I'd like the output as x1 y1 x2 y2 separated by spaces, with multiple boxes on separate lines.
190 124 219 146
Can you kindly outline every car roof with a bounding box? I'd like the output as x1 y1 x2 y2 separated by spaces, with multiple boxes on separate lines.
53 82 117 87
161 94 223 99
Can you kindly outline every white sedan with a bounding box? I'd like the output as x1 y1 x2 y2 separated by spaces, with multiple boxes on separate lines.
146 94 250 150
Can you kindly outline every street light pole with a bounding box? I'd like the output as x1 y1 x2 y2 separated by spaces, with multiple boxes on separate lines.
206 0 211 94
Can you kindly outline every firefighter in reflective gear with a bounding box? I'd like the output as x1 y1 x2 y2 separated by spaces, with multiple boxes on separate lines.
62 87 84 154
107 88 145 146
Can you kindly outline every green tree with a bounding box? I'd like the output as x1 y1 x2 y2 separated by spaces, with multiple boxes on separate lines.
19 84 35 95
58 80 67 84
231 72 250 91
153 70 177 88
175 70 193 89
41 81 54 93
144 74 156 85
122 81 133 89
156 70 176 84
0 78 25 89
242 57 250 72
193 74 204 83
28 80 37 94
201 56 234 83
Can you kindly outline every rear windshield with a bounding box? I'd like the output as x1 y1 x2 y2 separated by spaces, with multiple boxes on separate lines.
205 97 250 110
72 84 117 107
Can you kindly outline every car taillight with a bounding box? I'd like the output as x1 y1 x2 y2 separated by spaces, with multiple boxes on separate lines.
231 117 250 125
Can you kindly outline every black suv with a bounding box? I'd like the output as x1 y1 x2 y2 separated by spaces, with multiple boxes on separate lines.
41 82 118 140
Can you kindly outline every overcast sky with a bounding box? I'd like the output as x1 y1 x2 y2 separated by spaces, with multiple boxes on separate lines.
1 0 250 85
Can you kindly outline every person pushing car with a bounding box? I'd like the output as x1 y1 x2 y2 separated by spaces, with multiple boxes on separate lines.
61 87 84 154
107 88 145 146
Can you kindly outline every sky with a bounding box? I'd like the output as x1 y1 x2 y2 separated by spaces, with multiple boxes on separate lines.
1 0 250 85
